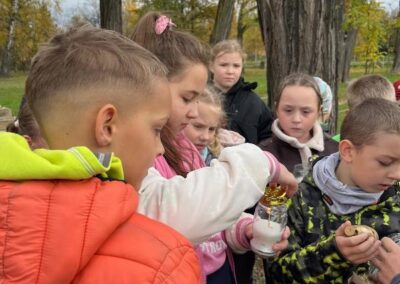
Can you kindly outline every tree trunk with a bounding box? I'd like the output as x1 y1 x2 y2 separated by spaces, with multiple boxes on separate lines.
209 0 235 45
256 0 344 135
393 32 400 73
256 0 267 49
100 0 122 33
0 0 19 77
237 1 257 45
392 0 400 73
341 28 358 82
237 1 246 45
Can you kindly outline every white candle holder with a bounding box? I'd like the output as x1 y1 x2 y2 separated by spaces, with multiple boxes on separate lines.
251 184 288 258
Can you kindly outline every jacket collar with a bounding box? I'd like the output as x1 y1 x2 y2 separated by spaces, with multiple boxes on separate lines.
223 77 257 96
272 120 325 166
0 132 124 181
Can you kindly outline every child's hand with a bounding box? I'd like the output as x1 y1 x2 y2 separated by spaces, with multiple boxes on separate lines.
276 163 298 197
335 221 381 264
271 226 291 254
370 237 400 284
245 223 253 240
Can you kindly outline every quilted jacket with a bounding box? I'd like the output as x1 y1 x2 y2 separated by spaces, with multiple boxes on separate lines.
0 132 200 284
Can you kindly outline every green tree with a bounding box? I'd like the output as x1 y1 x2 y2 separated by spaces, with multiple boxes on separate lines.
340 0 366 82
123 0 140 35
236 0 257 45
391 0 400 73
130 0 217 42
0 0 57 73
0 0 19 76
243 24 265 62
352 0 388 73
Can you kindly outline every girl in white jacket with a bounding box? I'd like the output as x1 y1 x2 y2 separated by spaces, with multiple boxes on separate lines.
131 12 297 256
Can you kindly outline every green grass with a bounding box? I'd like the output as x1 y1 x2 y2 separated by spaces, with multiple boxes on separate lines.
244 68 267 97
0 65 398 134
0 73 25 115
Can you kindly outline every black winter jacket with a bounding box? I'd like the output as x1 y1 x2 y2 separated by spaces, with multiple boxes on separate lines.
222 78 273 144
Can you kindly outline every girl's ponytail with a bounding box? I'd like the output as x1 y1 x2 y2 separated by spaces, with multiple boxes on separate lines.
130 11 209 78
130 11 211 177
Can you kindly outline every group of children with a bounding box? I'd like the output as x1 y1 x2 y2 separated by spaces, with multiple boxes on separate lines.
1 11 400 284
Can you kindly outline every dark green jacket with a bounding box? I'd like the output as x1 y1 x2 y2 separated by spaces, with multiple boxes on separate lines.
268 173 400 284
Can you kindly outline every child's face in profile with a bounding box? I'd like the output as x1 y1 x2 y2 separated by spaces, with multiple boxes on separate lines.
345 132 400 193
184 101 220 151
168 64 208 136
115 80 171 189
276 86 320 143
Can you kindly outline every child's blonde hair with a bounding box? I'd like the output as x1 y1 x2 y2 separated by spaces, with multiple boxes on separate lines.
26 24 167 128
211 39 247 63
197 86 225 156
341 98 400 147
346 74 396 109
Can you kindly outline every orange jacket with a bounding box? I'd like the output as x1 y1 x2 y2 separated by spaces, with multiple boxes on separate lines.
0 178 201 284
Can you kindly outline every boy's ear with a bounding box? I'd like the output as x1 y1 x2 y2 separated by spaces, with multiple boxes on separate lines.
338 139 356 163
95 104 118 147
209 63 214 74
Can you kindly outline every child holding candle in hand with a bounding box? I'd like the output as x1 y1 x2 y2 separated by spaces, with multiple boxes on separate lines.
268 98 400 283
182 86 291 283
131 12 297 283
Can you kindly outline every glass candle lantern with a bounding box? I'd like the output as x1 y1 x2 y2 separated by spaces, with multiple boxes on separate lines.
250 183 288 258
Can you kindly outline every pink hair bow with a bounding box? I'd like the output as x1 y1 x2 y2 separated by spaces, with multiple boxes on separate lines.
155 15 176 35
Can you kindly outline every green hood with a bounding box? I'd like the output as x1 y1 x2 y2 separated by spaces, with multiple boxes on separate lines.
0 132 124 181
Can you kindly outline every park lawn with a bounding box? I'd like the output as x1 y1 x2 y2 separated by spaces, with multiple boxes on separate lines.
0 66 398 133
0 73 25 115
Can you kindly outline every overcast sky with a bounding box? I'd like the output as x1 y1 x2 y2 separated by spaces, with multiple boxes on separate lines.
54 0 98 27
54 0 399 27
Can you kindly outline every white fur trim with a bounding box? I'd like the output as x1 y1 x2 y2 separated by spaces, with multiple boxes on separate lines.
272 120 325 166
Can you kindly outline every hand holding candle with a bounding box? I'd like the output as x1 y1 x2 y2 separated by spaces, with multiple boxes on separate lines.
251 184 289 257
275 163 298 197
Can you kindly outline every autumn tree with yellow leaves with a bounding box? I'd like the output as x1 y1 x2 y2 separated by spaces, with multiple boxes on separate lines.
0 0 57 76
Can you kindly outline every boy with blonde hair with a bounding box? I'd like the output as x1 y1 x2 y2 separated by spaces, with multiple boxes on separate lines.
0 25 201 283
269 98 400 283
346 74 395 109
332 74 395 142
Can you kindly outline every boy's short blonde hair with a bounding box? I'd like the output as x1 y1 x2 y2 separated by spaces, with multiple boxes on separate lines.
26 24 167 126
346 74 395 109
341 98 400 147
